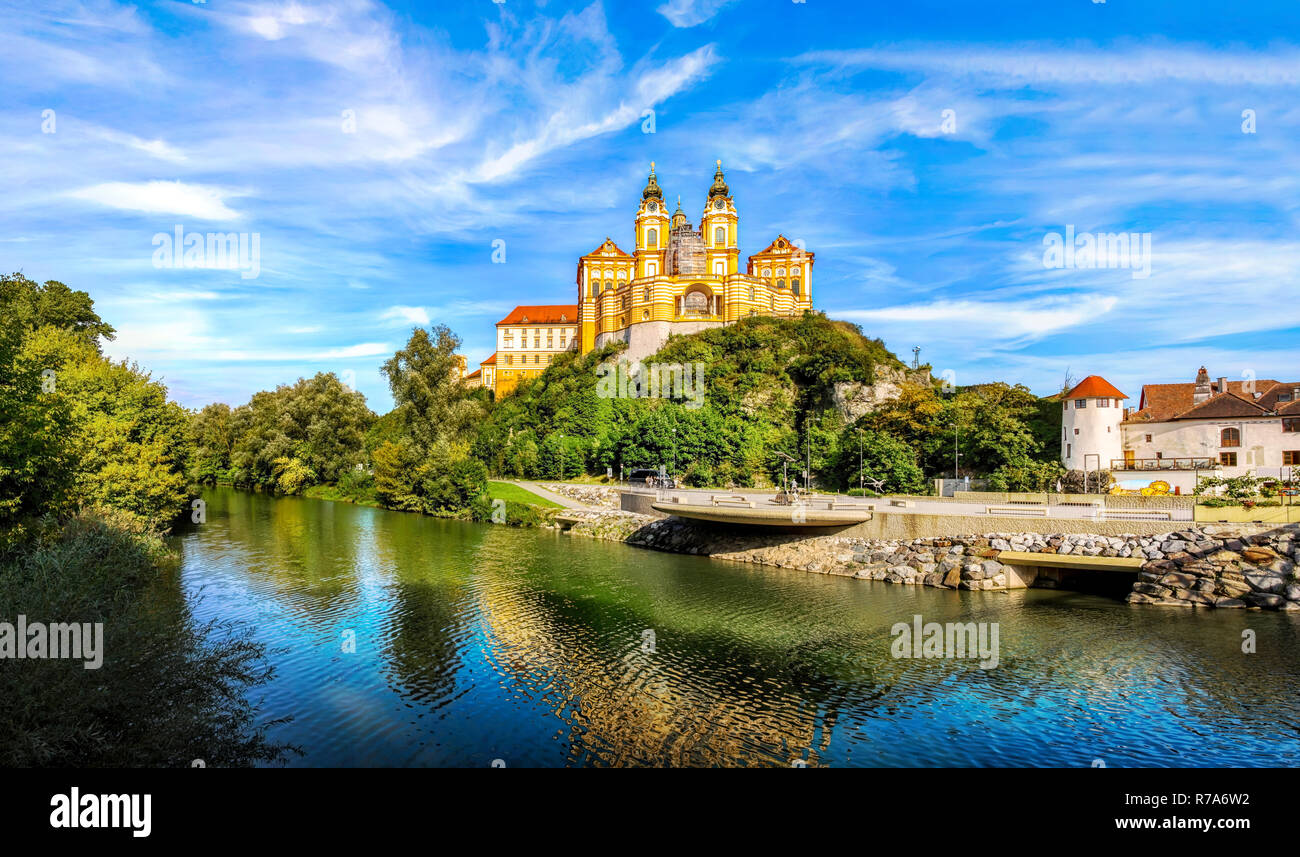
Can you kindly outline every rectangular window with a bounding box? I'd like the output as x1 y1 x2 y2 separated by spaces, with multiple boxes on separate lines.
1284 418 1300 433
1074 428 1079 435
1067 444 1071 458
1156 452 1163 459
1145 434 1153 443
1279 392 1294 402
1220 452 1237 466
1076 399 1087 409
1097 398 1109 407
1062 401 1068 411
1284 451 1300 466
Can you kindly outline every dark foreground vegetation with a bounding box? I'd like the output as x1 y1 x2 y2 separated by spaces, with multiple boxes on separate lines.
1 273 288 766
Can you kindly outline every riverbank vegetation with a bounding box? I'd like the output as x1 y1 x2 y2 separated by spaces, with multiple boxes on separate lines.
0 272 288 766
180 307 1065 513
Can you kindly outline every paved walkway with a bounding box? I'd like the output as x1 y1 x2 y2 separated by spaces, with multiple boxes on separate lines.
507 481 595 510
626 486 1192 523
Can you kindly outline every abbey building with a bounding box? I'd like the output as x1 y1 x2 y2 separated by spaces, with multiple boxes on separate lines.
475 162 817 396
576 161 814 362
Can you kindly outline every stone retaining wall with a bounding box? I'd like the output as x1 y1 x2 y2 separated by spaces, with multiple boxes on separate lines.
560 512 1300 611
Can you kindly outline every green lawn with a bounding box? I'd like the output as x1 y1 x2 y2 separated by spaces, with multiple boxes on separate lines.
487 481 564 508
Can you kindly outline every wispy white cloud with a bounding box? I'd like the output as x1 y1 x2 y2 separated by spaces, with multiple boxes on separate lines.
657 0 736 28
380 305 430 326
797 43 1300 86
67 181 244 220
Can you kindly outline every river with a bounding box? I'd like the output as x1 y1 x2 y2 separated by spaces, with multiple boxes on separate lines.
172 487 1300 767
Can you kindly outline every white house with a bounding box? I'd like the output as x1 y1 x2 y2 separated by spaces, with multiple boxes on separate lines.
1061 367 1300 493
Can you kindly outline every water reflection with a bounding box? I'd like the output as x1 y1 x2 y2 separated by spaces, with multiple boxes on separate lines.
175 488 1300 767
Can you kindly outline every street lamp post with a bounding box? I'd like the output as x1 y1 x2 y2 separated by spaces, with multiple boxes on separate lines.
806 414 819 492
858 428 864 495
671 427 677 479
558 433 564 482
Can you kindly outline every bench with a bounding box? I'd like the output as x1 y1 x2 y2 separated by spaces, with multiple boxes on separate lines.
987 506 1049 517
829 501 875 511
711 495 755 508
1100 509 1172 521
889 499 914 508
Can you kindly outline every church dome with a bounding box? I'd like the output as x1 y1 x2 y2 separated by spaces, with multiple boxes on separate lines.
707 159 729 199
671 197 688 229
642 162 663 201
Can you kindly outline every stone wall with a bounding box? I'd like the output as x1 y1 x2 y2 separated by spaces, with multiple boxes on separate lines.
561 512 1300 611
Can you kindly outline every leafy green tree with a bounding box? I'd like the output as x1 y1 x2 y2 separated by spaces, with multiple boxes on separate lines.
188 403 234 484
837 427 926 494
1 272 116 349
14 326 192 531
224 373 373 491
381 325 483 452
986 458 1066 492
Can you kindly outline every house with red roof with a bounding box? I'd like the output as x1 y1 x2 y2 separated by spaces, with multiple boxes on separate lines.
488 306 578 396
1063 366 1300 491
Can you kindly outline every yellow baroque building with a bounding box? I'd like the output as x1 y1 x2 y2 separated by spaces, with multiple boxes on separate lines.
578 161 814 361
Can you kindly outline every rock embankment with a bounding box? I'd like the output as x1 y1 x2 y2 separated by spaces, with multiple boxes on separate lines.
561 513 1300 611
540 483 622 510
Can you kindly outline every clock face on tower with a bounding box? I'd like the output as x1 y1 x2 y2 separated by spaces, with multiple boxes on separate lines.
714 199 725 210
647 202 658 213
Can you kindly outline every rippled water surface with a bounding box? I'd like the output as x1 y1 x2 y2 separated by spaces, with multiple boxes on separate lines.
174 488 1300 767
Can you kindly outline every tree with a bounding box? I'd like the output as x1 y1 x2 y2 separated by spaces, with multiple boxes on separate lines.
0 320 77 543
0 273 116 350
223 373 373 491
381 325 482 452
188 403 234 484
17 326 191 531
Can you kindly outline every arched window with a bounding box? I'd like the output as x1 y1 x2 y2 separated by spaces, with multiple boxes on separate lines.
1221 427 1241 448
642 309 649 321
791 277 801 295
715 226 725 245
647 228 658 248
776 278 786 289
643 286 651 301
748 286 755 300
588 281 596 298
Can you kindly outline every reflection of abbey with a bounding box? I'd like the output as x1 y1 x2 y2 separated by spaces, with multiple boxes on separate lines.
580 161 814 362
467 162 816 395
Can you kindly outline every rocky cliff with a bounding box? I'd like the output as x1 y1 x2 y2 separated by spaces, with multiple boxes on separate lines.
832 364 932 422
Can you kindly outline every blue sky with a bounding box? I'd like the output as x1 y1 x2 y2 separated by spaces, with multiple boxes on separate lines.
3 0 1298 413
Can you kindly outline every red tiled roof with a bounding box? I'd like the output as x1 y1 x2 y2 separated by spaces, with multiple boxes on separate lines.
1062 375 1128 400
465 369 481 379
480 352 497 366
1131 378 1286 422
1177 392 1268 420
496 305 578 326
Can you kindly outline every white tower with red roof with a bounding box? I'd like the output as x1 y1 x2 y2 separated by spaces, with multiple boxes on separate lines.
1060 375 1128 472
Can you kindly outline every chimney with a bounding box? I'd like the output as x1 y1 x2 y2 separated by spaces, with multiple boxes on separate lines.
1193 366 1212 404
1217 377 1228 395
